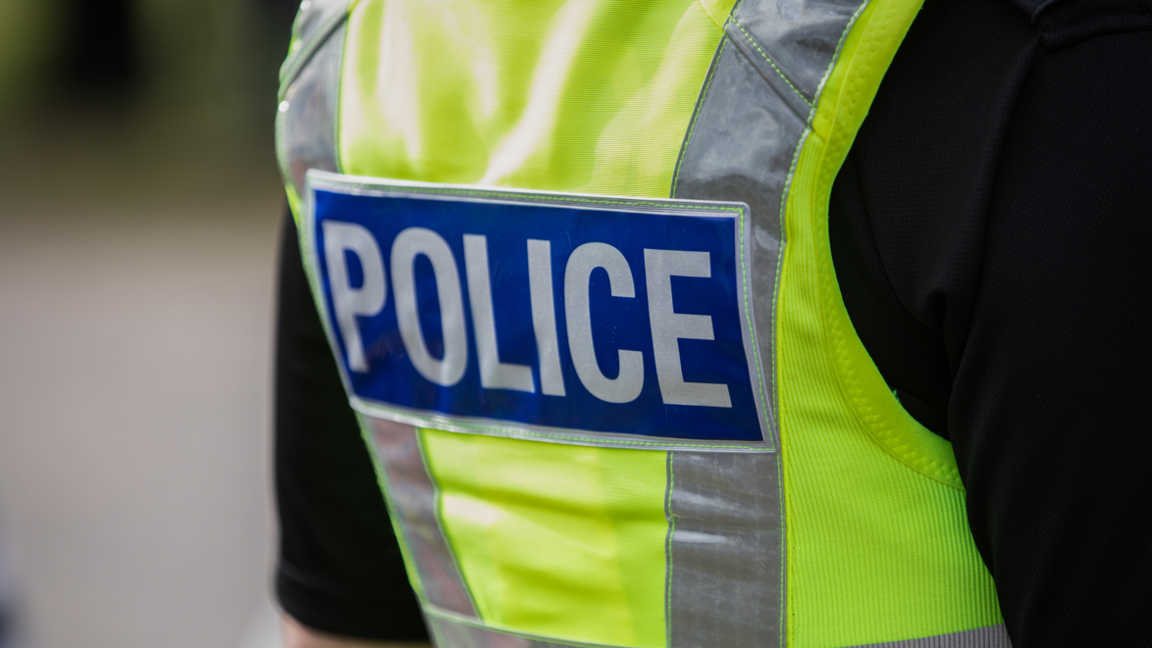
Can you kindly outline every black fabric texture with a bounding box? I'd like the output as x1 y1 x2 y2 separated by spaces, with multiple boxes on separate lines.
830 0 1152 645
1036 0 1152 48
274 213 428 641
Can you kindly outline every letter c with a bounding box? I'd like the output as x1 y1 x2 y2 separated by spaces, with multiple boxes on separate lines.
564 243 643 403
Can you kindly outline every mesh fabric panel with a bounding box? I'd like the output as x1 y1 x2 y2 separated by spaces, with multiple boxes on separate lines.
777 0 1004 645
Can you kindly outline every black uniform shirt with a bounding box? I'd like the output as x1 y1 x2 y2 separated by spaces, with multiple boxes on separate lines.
274 0 1152 644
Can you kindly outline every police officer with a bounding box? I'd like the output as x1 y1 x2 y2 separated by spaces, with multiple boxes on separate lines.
273 0 1152 646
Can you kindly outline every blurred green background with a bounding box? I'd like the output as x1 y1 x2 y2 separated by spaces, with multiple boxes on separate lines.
0 0 295 207
0 2 300 647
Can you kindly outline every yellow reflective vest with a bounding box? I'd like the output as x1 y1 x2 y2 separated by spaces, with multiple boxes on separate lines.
276 1 1008 646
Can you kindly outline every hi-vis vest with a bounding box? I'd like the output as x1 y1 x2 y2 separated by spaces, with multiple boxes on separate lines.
277 1 1009 646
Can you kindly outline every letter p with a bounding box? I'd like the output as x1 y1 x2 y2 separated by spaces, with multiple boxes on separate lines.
322 221 387 373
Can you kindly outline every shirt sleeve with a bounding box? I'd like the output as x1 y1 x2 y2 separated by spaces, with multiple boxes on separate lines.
829 2 1152 644
947 27 1152 646
274 210 429 641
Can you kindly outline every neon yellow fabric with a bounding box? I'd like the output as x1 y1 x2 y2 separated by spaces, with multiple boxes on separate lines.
421 429 669 648
776 0 1003 646
338 3 731 646
339 0 733 197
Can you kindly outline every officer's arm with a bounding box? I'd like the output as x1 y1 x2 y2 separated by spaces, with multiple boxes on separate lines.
275 213 430 642
946 28 1152 647
281 615 431 648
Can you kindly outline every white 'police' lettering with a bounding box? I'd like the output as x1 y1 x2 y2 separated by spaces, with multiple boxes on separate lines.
644 249 732 408
321 221 732 407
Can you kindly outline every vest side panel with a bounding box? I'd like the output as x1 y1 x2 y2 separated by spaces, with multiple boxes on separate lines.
775 0 1005 646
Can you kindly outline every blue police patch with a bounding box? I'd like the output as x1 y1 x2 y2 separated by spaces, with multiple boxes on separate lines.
302 171 772 447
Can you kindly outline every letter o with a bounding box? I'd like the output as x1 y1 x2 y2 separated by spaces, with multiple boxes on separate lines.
391 227 468 387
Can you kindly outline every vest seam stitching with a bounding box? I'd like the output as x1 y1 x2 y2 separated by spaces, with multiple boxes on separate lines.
810 0 873 113
737 186 776 449
775 125 808 648
334 13 349 175
730 21 815 108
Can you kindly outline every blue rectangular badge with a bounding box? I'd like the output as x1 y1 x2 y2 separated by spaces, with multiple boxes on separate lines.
302 171 772 447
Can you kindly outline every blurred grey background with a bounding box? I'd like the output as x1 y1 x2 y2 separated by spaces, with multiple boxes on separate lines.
0 1 298 646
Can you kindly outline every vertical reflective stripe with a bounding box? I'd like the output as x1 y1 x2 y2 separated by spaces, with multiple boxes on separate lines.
366 418 477 618
671 1 869 644
665 451 783 648
277 22 345 204
853 625 1013 648
673 38 807 441
280 0 352 88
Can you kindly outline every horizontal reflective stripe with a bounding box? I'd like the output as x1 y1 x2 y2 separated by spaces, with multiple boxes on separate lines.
853 625 1012 648
424 606 627 648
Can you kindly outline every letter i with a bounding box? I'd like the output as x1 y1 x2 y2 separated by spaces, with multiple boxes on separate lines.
527 240 566 396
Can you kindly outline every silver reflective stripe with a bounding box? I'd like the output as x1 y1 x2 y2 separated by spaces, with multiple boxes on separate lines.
280 0 352 91
367 418 478 618
666 451 783 648
671 2 869 645
723 21 815 121
853 625 1013 648
672 37 806 442
732 0 869 103
276 22 345 201
424 609 619 648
